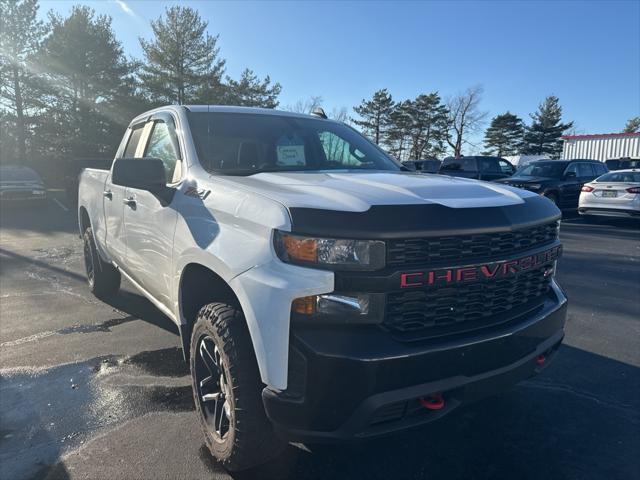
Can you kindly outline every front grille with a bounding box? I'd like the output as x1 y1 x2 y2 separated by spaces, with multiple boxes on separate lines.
384 264 553 342
387 222 559 267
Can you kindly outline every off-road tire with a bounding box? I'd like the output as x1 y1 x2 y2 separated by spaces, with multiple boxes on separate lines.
83 227 120 298
190 303 285 471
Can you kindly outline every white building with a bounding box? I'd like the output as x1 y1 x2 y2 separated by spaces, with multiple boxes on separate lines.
562 132 640 161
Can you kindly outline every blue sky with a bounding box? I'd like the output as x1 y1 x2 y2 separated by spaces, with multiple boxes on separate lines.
39 0 639 144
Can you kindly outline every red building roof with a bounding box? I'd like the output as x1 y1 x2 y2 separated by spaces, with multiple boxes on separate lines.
562 132 640 140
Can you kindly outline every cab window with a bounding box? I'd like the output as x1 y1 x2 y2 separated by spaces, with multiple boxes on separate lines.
143 120 182 184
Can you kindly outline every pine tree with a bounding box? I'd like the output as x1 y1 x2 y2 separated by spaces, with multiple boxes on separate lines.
223 69 282 108
483 112 525 157
35 5 137 159
523 96 573 158
406 93 448 160
623 117 640 133
385 101 413 160
0 0 47 163
352 89 395 145
139 6 225 105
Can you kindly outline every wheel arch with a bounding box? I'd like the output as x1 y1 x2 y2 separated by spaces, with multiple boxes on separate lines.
78 206 91 236
177 263 242 362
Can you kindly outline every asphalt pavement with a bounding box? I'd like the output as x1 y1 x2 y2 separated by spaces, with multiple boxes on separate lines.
0 196 638 480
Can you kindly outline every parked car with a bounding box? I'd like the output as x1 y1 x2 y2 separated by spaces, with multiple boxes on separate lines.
78 105 567 470
402 158 441 173
496 159 608 208
0 165 46 203
439 156 515 181
604 157 640 171
578 169 640 219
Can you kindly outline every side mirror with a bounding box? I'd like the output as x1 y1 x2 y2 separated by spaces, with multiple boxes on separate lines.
112 157 167 191
565 171 577 179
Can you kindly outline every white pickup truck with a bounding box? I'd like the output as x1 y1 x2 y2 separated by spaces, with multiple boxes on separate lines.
78 105 567 470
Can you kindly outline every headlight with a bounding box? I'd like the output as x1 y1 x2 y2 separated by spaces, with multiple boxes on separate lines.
273 230 385 271
527 184 542 190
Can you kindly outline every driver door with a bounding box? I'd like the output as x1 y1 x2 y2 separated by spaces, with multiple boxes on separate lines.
122 114 182 309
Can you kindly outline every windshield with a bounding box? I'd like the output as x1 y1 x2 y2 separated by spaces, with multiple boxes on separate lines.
187 112 400 175
515 161 567 178
596 171 640 183
0 166 41 182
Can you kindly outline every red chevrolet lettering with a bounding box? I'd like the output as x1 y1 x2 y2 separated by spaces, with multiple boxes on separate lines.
400 272 423 288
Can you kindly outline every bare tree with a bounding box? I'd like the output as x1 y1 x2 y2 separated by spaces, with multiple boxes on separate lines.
286 95 323 114
446 85 487 158
329 106 349 123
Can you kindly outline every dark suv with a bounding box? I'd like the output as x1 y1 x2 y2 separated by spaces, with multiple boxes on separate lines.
496 159 608 208
402 158 441 173
605 158 640 171
439 156 515 181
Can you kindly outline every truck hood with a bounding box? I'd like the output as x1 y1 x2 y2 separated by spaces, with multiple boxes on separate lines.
219 171 533 212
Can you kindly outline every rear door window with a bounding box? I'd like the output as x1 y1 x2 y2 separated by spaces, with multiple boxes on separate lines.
124 126 144 158
577 163 595 178
479 158 499 173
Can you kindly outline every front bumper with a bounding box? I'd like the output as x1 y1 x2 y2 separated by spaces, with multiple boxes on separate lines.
263 282 567 442
578 207 640 218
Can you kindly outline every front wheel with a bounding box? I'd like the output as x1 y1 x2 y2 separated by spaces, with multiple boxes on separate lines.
83 227 120 298
190 303 284 471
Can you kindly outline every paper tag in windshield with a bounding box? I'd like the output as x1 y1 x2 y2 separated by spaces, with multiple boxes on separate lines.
276 145 305 166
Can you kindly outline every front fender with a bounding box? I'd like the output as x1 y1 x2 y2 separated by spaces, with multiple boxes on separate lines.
230 261 333 390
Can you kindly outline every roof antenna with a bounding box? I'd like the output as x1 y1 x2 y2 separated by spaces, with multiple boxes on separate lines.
311 107 327 119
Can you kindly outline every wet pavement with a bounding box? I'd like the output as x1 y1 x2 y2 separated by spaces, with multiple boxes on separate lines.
0 199 639 479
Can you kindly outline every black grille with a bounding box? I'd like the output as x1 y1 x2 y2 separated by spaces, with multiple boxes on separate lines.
384 265 553 342
387 222 559 267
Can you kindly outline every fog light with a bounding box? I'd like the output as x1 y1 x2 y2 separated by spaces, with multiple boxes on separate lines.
317 294 369 315
291 293 384 324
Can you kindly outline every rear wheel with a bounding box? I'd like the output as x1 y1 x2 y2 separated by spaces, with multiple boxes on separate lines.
83 227 120 298
190 303 284 471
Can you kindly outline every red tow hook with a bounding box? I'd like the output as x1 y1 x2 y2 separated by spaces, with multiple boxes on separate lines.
420 393 445 411
536 354 546 366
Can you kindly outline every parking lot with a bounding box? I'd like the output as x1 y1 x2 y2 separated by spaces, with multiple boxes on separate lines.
0 196 638 480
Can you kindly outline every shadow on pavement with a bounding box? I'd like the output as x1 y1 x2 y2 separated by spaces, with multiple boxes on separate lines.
0 198 77 236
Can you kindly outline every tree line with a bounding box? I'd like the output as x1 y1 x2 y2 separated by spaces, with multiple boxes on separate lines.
351 88 581 160
2 0 638 175
0 0 281 170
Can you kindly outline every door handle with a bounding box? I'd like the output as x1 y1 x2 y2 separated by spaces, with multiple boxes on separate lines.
123 196 136 207
103 190 112 199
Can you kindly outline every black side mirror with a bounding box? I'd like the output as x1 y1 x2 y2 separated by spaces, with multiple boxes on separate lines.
564 171 577 179
112 157 167 192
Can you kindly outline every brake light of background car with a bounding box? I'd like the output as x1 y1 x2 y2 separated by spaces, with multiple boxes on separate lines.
581 186 595 192
625 187 640 193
